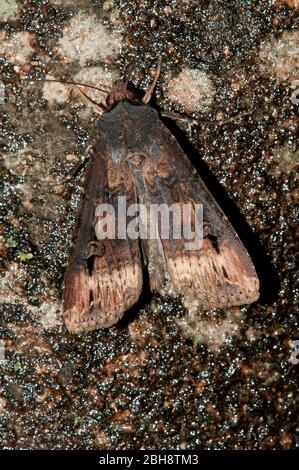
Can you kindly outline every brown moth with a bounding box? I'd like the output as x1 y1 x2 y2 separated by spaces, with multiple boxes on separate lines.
63 74 259 334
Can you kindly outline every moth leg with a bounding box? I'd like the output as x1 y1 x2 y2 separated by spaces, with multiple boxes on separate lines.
162 110 251 129
53 151 91 187
76 86 105 113
142 57 162 104
161 110 197 130
214 111 252 126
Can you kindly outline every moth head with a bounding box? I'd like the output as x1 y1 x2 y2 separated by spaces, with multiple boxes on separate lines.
105 80 142 109
102 58 162 109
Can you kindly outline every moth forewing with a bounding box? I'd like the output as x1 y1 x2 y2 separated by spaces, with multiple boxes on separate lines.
63 137 143 334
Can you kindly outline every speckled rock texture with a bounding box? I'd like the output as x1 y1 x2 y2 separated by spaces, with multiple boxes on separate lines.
0 0 298 450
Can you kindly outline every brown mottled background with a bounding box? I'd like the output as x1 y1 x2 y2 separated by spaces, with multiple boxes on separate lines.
0 0 298 450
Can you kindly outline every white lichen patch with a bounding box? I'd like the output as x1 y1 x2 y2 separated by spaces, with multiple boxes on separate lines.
177 310 241 352
50 0 77 5
57 13 122 66
2 147 28 175
290 79 299 105
3 146 49 180
0 0 18 21
0 31 34 65
166 68 215 113
0 262 28 299
259 30 299 83
42 75 72 105
42 67 118 112
103 0 115 11
34 300 63 330
74 66 118 106
0 80 5 104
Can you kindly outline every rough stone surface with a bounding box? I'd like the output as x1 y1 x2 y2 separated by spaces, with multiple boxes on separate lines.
0 31 34 65
259 30 299 83
0 0 298 451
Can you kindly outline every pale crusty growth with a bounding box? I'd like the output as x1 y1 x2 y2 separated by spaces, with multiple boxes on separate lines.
57 13 122 66
259 30 299 83
0 31 34 65
166 68 215 113
0 0 19 21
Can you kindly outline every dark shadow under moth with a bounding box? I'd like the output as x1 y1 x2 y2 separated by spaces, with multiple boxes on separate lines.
63 82 259 334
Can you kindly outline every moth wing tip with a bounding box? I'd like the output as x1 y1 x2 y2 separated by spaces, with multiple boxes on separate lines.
64 305 125 334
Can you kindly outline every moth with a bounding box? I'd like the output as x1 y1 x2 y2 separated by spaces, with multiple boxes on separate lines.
63 68 259 334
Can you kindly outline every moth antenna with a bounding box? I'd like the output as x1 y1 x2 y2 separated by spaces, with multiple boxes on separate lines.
142 57 162 104
23 78 109 94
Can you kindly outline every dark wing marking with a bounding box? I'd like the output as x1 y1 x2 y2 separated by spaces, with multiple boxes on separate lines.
63 136 142 334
